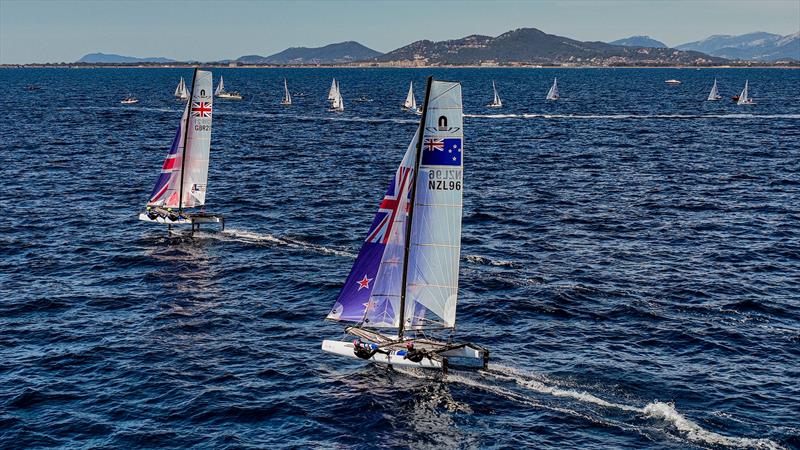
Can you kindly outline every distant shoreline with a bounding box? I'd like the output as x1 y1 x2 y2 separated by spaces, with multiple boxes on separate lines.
2 63 798 69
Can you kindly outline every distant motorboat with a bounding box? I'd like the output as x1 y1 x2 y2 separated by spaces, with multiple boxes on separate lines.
353 96 372 103
736 80 755 105
546 78 559 100
486 80 502 108
707 78 722 101
665 79 682 85
120 96 139 104
25 84 41 91
281 78 292 105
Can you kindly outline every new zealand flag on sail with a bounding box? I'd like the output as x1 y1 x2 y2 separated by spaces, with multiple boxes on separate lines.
422 138 462 166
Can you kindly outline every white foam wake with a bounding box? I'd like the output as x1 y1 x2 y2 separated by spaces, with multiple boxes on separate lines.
464 113 800 120
194 228 357 258
464 254 518 268
476 364 782 449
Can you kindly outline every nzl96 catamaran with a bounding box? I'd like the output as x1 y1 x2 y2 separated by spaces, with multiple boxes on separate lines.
139 69 224 234
322 77 489 374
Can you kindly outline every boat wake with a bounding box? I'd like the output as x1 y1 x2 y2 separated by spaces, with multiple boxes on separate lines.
465 113 800 120
194 228 357 258
464 254 518 268
398 364 781 449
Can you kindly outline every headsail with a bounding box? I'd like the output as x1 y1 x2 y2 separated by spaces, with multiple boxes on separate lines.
215 76 225 96
404 82 417 110
148 70 214 209
328 78 338 101
326 79 464 331
546 77 559 100
708 78 719 101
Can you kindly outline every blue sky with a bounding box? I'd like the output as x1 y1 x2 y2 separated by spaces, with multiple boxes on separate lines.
1 0 798 63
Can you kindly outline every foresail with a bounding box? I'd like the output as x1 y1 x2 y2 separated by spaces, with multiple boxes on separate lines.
404 80 464 329
326 132 418 327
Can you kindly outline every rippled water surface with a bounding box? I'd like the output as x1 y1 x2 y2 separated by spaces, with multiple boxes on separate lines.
1 67 799 449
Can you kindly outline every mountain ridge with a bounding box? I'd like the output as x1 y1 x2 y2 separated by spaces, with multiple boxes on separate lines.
676 31 799 61
236 41 382 64
609 36 667 48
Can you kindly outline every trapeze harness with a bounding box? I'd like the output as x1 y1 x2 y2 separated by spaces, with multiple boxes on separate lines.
352 339 428 363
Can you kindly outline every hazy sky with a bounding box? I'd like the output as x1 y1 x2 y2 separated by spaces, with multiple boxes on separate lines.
1 0 798 63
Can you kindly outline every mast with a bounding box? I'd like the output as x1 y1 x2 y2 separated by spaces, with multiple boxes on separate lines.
178 68 199 213
398 75 433 339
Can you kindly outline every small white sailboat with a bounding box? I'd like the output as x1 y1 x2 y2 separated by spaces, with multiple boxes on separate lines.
215 76 243 100
327 78 338 102
322 77 489 374
546 77 559 100
401 81 419 113
329 81 344 112
665 79 682 85
736 80 755 105
139 69 224 233
281 78 292 105
486 80 502 108
707 78 722 101
174 77 188 100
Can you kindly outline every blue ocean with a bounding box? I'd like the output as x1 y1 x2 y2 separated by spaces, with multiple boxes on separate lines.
1 67 798 449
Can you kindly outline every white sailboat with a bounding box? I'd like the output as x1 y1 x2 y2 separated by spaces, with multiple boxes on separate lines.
327 78 338 102
401 81 419 113
486 80 502 108
546 77 559 100
139 69 224 233
321 77 489 374
329 81 344 112
737 80 755 105
707 78 722 101
281 78 292 105
174 77 188 99
215 76 243 100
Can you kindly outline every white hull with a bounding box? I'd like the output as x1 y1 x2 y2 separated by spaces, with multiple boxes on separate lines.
138 213 224 226
217 93 243 100
138 213 191 224
321 339 487 372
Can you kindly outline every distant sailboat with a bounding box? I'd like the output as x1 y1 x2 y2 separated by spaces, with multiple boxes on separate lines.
330 82 344 112
665 79 682 85
707 78 722 101
401 81 419 113
120 96 139 105
139 69 224 233
546 77 559 100
737 80 755 105
174 77 188 99
215 76 243 100
486 80 502 108
328 78 338 102
281 78 292 105
321 77 489 374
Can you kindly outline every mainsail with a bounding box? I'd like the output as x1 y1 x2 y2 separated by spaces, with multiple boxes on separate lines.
327 79 464 331
546 77 559 100
737 80 750 105
708 78 720 101
328 78 338 101
215 76 225 96
148 70 214 210
403 81 417 110
282 78 292 105
331 83 344 111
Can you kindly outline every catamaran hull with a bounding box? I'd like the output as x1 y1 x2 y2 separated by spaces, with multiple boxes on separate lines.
138 213 192 224
321 340 488 373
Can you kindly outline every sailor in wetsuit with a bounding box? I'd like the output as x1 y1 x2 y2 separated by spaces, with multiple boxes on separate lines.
146 206 159 220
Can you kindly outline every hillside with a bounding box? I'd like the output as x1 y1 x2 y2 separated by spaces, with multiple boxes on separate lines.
77 53 175 63
376 28 724 65
237 41 382 64
609 35 667 48
677 32 799 61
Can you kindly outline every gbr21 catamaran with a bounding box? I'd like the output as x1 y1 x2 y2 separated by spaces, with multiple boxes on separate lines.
322 77 489 374
139 69 224 234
